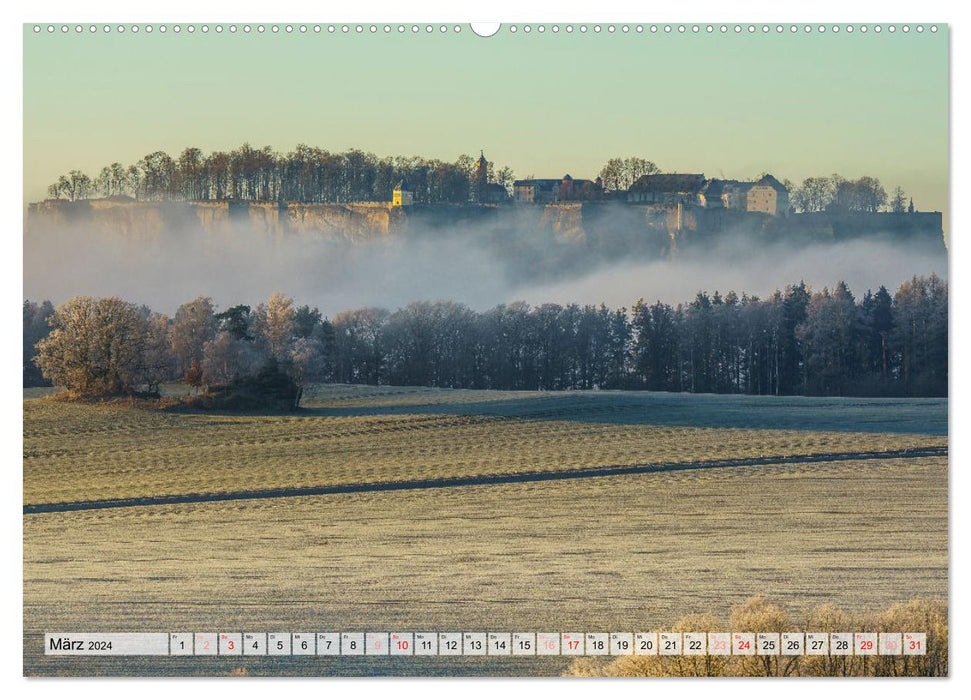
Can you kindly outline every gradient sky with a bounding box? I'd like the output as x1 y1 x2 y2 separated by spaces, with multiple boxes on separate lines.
23 25 948 222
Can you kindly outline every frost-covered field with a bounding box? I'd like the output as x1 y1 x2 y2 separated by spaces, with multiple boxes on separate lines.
23 385 947 676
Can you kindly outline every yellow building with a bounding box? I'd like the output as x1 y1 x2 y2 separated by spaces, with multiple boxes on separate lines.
392 180 414 207
745 174 790 216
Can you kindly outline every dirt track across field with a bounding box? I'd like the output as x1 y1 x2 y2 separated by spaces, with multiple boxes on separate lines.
24 445 947 514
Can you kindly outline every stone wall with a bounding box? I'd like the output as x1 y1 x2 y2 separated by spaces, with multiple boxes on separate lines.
25 199 947 254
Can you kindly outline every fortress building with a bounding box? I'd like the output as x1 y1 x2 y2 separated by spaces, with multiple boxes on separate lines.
746 174 791 216
630 172 791 216
513 174 602 203
392 180 414 207
627 174 707 206
514 178 561 203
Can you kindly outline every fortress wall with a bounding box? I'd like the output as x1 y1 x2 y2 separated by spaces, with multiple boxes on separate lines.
25 200 947 253
796 211 944 243
403 203 500 233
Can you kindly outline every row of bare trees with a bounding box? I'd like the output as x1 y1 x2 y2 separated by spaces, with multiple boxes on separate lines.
45 144 518 205
26 275 946 398
790 174 913 214
45 150 666 203
597 157 661 192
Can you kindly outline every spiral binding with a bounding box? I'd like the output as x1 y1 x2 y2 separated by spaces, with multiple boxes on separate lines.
30 23 940 36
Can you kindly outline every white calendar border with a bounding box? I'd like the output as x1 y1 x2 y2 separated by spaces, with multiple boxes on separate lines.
6 0 966 699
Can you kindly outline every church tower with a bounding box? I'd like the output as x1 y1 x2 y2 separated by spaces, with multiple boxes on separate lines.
474 151 488 202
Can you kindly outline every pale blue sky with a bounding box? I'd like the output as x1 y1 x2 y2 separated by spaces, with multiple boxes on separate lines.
24 25 948 219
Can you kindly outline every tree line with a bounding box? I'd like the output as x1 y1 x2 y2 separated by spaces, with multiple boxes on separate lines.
790 174 913 214
46 144 518 205
25 275 946 400
44 147 665 205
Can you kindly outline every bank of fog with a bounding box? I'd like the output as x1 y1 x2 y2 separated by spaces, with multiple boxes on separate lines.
23 218 946 316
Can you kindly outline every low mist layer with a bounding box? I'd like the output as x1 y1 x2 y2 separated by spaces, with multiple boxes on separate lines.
24 215 946 315
519 236 948 310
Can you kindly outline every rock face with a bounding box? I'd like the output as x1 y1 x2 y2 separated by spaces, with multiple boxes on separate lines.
26 199 205 241
285 203 398 242
25 199 947 255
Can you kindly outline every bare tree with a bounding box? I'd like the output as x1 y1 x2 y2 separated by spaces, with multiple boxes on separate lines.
47 171 93 201
170 297 216 379
141 312 175 394
290 336 324 386
599 157 660 192
125 165 141 200
255 292 296 362
890 186 908 213
96 162 127 198
201 330 263 385
791 176 835 213
138 151 177 201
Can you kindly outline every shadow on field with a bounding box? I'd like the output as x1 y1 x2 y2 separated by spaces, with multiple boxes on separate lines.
304 390 947 436
22 445 948 514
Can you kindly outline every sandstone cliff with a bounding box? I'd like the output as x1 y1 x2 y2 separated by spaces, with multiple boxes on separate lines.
25 199 947 256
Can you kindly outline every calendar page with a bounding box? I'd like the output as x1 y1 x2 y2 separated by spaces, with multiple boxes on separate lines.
21 14 949 679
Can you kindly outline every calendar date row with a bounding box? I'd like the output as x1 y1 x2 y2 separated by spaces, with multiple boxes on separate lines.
45 631 927 657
